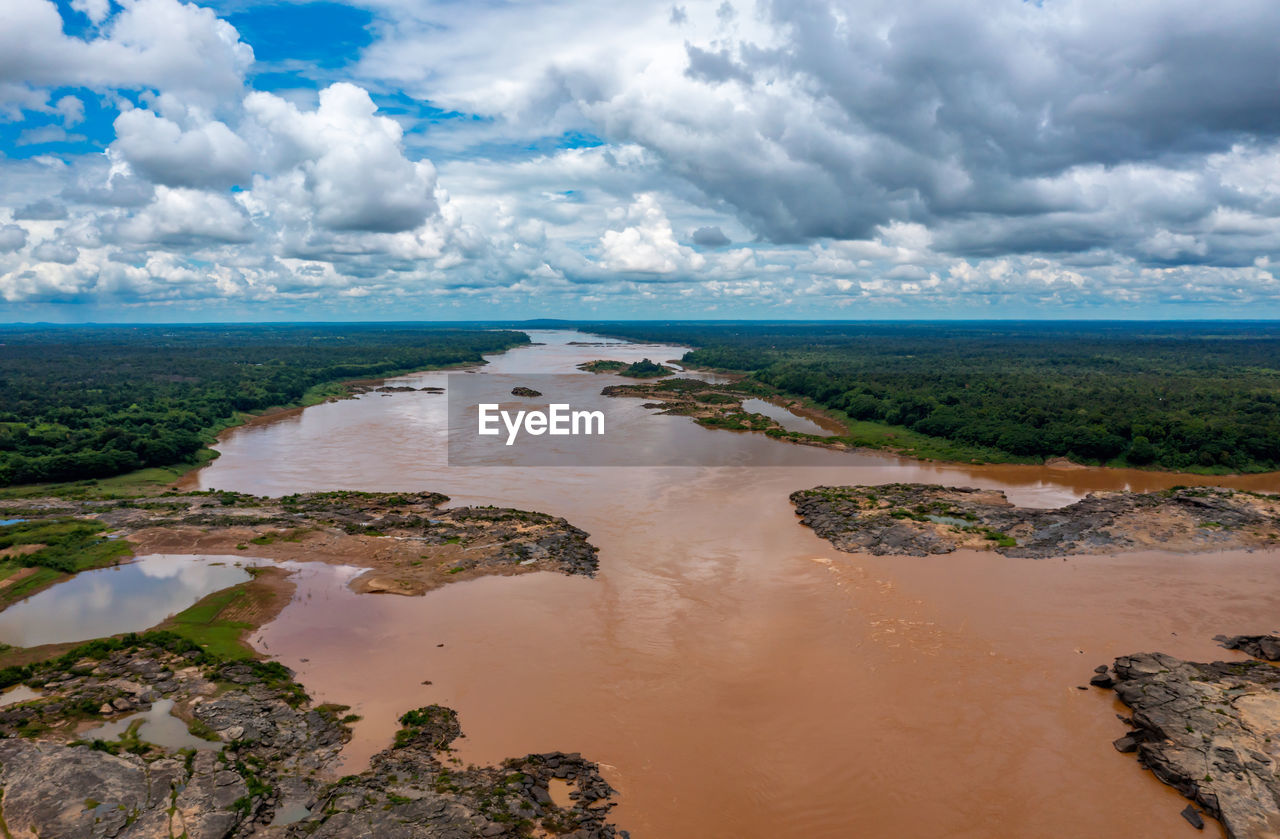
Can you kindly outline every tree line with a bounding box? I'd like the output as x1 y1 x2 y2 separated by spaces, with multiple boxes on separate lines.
572 321 1280 472
0 324 527 486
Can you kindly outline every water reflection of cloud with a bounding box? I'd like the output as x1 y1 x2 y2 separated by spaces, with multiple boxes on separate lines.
0 555 253 647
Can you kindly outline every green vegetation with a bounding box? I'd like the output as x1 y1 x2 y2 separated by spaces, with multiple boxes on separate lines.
619 358 673 378
577 359 627 373
0 323 529 488
577 321 1280 472
578 357 673 377
0 518 131 606
159 572 275 660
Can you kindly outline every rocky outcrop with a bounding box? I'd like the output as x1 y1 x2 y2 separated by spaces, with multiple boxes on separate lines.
0 637 627 839
1095 649 1280 839
510 387 542 397
791 483 1280 558
1216 634 1280 661
299 706 625 839
2 490 601 598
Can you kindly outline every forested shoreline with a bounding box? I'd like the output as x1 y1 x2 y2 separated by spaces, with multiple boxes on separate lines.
0 324 528 487
568 321 1280 473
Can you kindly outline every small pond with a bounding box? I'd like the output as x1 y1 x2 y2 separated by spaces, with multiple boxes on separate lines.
0 554 253 648
0 684 41 707
81 698 221 751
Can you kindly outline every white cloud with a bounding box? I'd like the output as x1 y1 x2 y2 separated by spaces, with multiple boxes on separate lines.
600 193 706 274
112 108 253 188
243 83 439 233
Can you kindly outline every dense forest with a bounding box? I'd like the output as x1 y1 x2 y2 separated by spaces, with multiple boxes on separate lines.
0 324 527 486
570 321 1280 472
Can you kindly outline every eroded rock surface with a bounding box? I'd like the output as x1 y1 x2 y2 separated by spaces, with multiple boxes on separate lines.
1096 650 1280 839
1216 634 1280 662
791 483 1280 558
0 637 626 839
2 491 600 596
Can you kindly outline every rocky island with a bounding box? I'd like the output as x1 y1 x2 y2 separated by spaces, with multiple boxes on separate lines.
577 359 674 378
790 484 1280 558
1 490 599 609
0 635 625 838
1094 636 1280 839
601 377 844 445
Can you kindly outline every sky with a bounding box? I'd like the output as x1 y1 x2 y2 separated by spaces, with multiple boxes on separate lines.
2 0 1280 322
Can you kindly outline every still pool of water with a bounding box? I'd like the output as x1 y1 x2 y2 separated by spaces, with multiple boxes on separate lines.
0 555 253 648
0 519 26 526
0 684 41 707
81 698 221 751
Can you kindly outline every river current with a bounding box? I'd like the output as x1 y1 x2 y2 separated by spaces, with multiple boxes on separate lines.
180 330 1279 839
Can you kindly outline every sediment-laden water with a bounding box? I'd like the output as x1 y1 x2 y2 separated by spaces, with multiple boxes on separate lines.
181 330 1278 839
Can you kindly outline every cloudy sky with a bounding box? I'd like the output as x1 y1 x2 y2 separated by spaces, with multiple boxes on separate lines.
2 0 1280 321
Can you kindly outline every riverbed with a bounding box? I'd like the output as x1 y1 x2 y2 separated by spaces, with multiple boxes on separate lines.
181 330 1279 839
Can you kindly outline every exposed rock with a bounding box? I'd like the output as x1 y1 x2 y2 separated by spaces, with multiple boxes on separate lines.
510 386 542 397
2 491 601 598
295 706 624 839
791 483 1280 558
1215 634 1280 661
0 639 627 839
602 377 846 447
1098 649 1280 839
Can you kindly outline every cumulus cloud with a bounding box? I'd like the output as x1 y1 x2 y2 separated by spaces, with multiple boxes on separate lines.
14 198 67 220
0 225 27 253
243 83 439 233
691 225 730 247
111 109 253 188
0 0 253 107
600 193 706 274
31 239 79 264
6 0 1280 315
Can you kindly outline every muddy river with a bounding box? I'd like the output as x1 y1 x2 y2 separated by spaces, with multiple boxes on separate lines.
182 330 1280 839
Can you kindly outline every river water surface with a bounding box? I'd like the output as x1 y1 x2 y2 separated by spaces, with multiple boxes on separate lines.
183 330 1280 839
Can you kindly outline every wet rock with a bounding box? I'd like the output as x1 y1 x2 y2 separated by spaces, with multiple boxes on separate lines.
511 386 542 397
1089 671 1115 688
1101 650 1280 838
0 642 629 839
1215 634 1280 661
1182 805 1206 830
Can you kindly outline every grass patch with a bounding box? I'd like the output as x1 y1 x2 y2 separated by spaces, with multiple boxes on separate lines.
157 571 287 661
0 518 132 608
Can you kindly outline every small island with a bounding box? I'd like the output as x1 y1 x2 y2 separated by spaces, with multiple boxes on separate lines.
601 377 846 446
790 484 1280 558
577 358 675 378
0 491 601 652
511 386 543 397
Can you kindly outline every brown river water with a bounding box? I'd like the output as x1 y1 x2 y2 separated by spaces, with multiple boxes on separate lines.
180 330 1280 839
